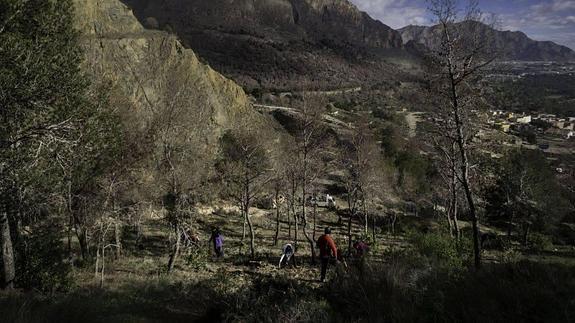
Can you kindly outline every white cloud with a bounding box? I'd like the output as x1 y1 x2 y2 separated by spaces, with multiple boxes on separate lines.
500 0 575 49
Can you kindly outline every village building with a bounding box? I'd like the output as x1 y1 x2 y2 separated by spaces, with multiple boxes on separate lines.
496 122 511 133
517 115 532 124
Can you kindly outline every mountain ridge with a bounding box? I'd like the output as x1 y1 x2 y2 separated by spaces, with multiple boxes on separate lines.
399 22 575 62
118 0 412 91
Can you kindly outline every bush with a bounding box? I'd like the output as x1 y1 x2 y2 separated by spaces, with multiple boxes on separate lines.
333 100 355 111
16 224 72 293
420 261 575 322
529 233 553 252
185 247 209 270
222 274 330 322
326 259 575 323
326 260 418 322
409 231 471 270
481 233 512 251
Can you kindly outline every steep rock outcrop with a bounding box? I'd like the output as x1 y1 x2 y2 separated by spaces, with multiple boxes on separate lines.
75 0 259 145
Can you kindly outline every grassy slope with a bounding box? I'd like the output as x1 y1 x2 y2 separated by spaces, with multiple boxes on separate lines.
1 205 575 322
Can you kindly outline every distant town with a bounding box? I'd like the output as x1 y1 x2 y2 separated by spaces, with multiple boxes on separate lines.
490 110 575 140
488 61 575 81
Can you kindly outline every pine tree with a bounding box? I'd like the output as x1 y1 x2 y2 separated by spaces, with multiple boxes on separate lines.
0 0 120 288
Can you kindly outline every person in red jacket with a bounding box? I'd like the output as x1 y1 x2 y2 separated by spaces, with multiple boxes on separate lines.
316 227 338 282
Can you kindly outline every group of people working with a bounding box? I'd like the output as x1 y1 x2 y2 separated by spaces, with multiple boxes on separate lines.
209 227 369 282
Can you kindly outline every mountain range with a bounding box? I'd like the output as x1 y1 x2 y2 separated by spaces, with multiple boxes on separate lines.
400 23 575 62
66 0 574 215
119 0 414 91
116 0 575 91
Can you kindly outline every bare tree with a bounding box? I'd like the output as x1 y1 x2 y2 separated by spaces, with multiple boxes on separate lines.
153 87 213 273
218 127 270 259
432 133 462 239
426 0 497 268
294 93 330 264
337 115 381 251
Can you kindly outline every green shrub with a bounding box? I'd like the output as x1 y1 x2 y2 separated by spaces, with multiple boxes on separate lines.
326 260 418 322
333 100 356 111
529 233 553 252
499 248 523 263
16 225 72 293
409 231 470 270
185 246 209 270
420 261 575 322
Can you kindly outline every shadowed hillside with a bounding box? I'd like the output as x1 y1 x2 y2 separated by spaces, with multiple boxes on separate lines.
118 0 418 91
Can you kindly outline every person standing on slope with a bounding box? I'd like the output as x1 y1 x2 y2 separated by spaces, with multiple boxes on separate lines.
316 227 338 282
209 228 224 258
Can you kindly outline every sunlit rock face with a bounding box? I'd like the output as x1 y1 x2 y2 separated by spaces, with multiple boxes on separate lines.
75 0 259 138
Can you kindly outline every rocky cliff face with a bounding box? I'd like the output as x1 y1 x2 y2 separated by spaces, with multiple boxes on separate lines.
75 0 261 143
399 23 575 62
118 0 406 91
73 0 283 199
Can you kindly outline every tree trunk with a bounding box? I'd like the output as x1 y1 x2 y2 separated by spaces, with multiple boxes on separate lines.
446 204 454 238
67 180 73 254
242 208 247 241
291 178 298 250
274 190 280 246
312 202 317 241
246 205 256 259
0 201 15 289
167 225 181 273
364 201 369 236
522 221 531 246
449 151 461 239
287 204 292 239
302 215 316 264
459 154 481 269
452 199 460 239
507 208 515 238
114 221 122 259
293 203 298 252
100 244 106 288
390 213 397 235
95 245 100 278
72 208 90 261
77 228 89 261
67 214 73 253
372 215 376 243
301 194 316 264
347 212 353 253
301 175 315 264
450 68 481 269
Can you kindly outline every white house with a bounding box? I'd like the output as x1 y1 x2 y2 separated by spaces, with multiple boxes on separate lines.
517 116 532 124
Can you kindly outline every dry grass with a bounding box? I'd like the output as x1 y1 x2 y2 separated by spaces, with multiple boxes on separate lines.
2 204 574 322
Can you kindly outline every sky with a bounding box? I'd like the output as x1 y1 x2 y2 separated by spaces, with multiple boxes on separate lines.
349 0 575 50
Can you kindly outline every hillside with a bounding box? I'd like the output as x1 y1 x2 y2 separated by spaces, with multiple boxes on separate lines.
75 0 259 135
70 0 287 207
399 22 575 61
118 0 414 91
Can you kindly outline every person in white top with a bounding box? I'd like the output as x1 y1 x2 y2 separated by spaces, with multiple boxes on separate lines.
279 243 296 268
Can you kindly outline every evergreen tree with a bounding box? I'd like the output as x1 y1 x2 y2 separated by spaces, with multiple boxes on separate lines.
0 0 122 289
